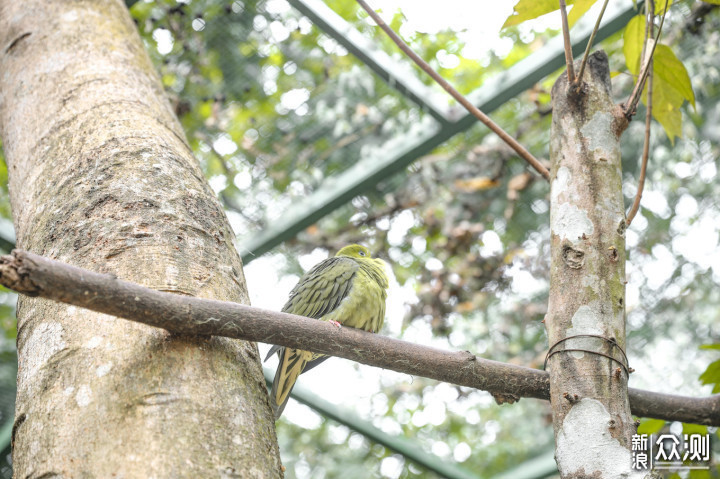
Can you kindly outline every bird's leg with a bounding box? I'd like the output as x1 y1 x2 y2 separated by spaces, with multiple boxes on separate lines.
329 320 342 328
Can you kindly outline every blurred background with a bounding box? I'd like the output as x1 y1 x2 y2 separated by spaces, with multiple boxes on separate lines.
0 0 718 477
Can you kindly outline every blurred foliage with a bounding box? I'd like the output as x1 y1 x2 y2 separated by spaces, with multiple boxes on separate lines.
0 0 716 478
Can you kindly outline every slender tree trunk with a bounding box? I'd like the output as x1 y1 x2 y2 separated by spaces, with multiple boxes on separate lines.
546 51 644 478
0 0 282 476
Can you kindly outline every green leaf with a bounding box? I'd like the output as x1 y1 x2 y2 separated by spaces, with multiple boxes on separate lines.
645 44 695 143
624 19 696 144
699 359 720 393
637 418 665 434
700 344 720 350
654 0 674 16
688 469 711 479
653 44 695 108
649 70 684 144
683 423 708 435
503 0 575 28
623 15 645 75
568 0 599 27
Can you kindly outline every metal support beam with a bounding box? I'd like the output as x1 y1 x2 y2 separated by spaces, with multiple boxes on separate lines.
264 367 482 479
265 366 559 479
287 0 450 123
238 0 639 263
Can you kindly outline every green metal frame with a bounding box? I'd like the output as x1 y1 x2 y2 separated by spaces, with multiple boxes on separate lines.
265 367 559 479
238 0 639 263
287 0 451 124
264 368 481 479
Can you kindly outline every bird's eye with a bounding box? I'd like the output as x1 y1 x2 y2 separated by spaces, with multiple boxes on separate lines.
358 251 366 256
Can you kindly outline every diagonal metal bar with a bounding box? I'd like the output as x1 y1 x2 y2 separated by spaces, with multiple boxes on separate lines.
287 0 450 123
238 0 640 263
263 367 482 479
265 367 559 479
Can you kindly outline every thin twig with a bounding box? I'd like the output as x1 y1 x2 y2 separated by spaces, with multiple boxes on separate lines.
1 249 719 425
637 0 653 79
626 69 653 225
559 0 575 83
575 0 610 88
626 1 655 226
625 0 668 118
355 0 551 181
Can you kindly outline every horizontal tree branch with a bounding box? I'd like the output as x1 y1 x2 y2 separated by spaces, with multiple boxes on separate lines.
1 250 718 426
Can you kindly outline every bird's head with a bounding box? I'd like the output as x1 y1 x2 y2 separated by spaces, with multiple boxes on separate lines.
336 244 372 259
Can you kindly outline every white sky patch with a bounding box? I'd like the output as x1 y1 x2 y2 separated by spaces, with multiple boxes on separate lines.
298 248 330 271
675 193 698 217
244 254 296 310
479 230 503 257
191 18 206 32
152 28 173 55
672 215 719 269
424 257 443 271
700 161 717 182
280 88 310 111
675 161 693 178
269 20 290 43
431 440 451 457
208 175 227 194
213 134 238 156
233 170 252 190
387 209 414 245
453 442 472 462
641 190 671 218
380 456 404 479
411 236 426 254
642 244 677 290
507 263 547 299
368 0 534 60
435 49 460 69
284 403 323 429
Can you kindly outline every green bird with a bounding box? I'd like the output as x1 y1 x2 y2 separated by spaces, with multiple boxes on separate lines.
265 244 389 419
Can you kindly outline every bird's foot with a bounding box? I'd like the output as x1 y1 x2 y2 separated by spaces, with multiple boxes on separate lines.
329 320 342 328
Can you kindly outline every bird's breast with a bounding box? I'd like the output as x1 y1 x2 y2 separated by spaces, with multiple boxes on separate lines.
324 267 386 333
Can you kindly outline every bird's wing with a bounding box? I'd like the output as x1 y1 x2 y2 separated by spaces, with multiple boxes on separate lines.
264 256 358 362
281 256 359 318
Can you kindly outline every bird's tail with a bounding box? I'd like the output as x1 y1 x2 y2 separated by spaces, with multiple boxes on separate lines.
270 347 311 419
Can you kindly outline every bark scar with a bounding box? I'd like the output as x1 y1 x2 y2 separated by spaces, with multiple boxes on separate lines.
11 413 26 450
5 32 32 54
0 252 41 295
562 244 585 269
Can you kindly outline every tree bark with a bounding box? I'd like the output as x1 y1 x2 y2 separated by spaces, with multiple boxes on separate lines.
546 51 643 479
0 0 282 477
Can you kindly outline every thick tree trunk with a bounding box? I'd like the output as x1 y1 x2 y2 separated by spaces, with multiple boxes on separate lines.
0 0 282 476
546 51 643 478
